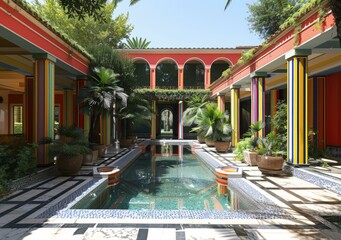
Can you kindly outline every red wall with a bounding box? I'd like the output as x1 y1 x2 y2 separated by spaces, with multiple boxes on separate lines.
326 72 341 146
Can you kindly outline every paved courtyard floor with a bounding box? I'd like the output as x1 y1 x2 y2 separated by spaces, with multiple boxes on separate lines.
0 143 340 240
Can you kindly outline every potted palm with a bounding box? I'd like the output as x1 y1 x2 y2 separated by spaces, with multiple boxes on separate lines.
183 95 208 143
43 126 91 175
193 103 232 152
243 121 265 166
256 131 285 175
79 67 127 155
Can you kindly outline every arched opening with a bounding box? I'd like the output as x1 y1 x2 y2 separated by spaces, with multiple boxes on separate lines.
156 60 178 89
184 60 205 89
210 60 230 84
160 109 173 137
133 59 150 87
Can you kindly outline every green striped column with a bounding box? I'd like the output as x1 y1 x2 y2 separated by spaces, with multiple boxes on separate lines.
63 89 74 127
285 49 311 166
230 85 241 147
250 71 267 138
33 53 56 165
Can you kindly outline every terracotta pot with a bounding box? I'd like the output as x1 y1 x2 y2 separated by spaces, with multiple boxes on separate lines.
205 139 215 147
243 150 258 166
56 154 83 175
256 155 284 175
215 141 231 153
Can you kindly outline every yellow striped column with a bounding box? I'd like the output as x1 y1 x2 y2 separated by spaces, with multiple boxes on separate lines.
100 112 111 145
63 89 74 127
250 71 267 138
217 93 226 112
230 85 241 147
151 100 157 139
33 53 55 165
285 49 311 166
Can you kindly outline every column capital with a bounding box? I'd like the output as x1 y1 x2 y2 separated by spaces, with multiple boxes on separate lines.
217 92 226 96
250 71 267 78
230 84 241 89
285 49 311 60
32 53 56 62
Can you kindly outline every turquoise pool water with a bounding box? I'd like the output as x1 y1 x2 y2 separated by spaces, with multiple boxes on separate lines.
73 144 253 210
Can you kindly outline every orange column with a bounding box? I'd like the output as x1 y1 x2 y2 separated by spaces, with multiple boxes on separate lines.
178 67 184 89
217 93 226 112
150 66 156 89
205 67 211 89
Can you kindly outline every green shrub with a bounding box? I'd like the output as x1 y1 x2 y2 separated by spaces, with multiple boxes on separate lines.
0 139 37 196
233 138 251 161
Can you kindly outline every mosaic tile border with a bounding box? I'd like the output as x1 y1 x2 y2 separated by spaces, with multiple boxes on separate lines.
292 168 341 195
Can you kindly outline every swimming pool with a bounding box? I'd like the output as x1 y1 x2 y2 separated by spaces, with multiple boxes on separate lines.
72 143 254 211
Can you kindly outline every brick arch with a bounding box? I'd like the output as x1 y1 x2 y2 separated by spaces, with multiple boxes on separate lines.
155 57 179 68
132 57 151 67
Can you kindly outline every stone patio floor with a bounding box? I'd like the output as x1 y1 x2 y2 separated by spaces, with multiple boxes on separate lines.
0 143 341 240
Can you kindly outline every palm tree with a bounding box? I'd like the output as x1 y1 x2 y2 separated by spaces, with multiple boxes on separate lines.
124 37 151 49
183 95 208 127
79 67 127 144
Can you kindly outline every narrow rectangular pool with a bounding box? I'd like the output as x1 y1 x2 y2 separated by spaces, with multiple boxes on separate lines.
72 143 254 211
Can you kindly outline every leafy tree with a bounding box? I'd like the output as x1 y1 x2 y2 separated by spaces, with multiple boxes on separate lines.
330 0 341 46
32 0 133 49
56 0 139 21
247 0 304 39
124 37 151 49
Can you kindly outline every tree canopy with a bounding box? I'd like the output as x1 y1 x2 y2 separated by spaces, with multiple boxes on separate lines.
32 0 133 49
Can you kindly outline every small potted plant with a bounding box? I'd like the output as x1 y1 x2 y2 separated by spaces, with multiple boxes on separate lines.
243 121 265 166
256 131 285 175
43 126 91 175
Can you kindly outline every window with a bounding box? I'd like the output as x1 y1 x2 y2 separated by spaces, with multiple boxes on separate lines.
13 105 23 134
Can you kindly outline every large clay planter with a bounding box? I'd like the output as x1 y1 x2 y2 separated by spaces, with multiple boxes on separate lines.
256 155 284 175
243 150 258 166
56 154 83 175
215 141 231 153
205 139 215 147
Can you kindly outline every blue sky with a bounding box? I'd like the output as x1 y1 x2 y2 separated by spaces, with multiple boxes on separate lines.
113 0 261 48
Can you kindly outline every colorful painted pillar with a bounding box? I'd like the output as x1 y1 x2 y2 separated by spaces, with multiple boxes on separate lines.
205 67 211 89
217 93 226 112
76 78 90 136
151 100 156 139
33 53 55 165
63 89 74 127
270 89 279 130
285 49 311 166
100 112 111 145
250 71 266 138
178 101 184 139
150 66 156 89
24 76 34 143
178 67 184 89
230 85 241 147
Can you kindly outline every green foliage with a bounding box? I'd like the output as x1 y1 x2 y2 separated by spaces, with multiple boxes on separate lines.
133 88 210 101
258 131 285 156
79 67 127 143
271 101 287 156
233 138 251 161
46 126 91 158
0 139 37 196
183 95 208 127
124 37 151 49
192 103 232 142
248 121 266 151
32 0 133 49
308 129 332 159
247 0 305 39
237 48 255 65
87 45 136 94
